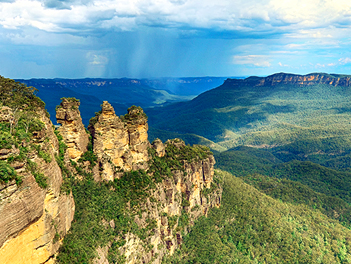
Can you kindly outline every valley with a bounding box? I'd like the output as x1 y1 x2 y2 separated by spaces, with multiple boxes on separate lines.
2 72 351 263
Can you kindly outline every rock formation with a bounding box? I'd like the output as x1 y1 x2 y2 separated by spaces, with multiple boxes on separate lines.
90 102 149 181
0 108 75 264
258 72 351 86
93 138 222 264
0 95 222 264
58 100 222 263
226 72 351 87
56 98 89 161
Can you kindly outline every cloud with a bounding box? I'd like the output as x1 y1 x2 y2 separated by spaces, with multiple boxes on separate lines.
0 0 349 37
338 57 351 65
278 62 289 67
233 55 271 67
1 0 351 78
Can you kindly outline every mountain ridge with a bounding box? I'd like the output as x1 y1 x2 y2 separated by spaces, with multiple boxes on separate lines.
148 71 351 151
225 72 351 87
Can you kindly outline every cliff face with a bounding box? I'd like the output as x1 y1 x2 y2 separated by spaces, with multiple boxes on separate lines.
56 100 222 264
224 72 351 88
94 139 222 264
0 92 222 264
90 102 149 181
0 108 75 264
56 98 89 161
257 73 351 87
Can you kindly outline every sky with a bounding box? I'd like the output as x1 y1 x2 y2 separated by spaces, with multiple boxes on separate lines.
1 0 351 79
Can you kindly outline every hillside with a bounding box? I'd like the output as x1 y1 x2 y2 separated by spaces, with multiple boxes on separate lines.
165 170 351 263
215 146 351 220
147 72 351 155
0 76 75 263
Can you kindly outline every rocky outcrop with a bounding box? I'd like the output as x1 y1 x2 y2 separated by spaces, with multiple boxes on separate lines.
100 139 222 264
0 99 222 264
0 108 75 264
90 102 149 181
56 98 89 161
152 138 165 157
0 106 13 122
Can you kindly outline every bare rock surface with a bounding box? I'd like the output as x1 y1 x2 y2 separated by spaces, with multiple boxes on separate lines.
0 109 75 264
56 98 89 161
90 102 149 181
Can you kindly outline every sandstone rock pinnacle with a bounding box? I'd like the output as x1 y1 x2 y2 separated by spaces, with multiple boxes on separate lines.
56 98 89 161
91 102 150 181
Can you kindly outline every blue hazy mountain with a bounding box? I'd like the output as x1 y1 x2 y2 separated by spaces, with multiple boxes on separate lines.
17 77 228 125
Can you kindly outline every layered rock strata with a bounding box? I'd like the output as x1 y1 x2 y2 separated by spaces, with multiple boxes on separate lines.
0 108 75 264
90 102 149 181
225 72 351 88
94 139 222 264
56 98 89 161
258 73 351 86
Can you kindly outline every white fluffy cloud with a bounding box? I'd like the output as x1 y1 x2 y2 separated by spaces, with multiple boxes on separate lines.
0 0 350 36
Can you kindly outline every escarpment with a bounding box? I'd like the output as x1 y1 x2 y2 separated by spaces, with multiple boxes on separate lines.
225 72 351 87
0 105 75 264
55 100 222 264
0 82 222 264
258 72 351 86
115 139 222 264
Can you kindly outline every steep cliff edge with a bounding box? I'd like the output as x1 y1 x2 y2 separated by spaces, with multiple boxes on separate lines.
0 77 75 264
225 72 351 87
0 78 222 264
56 101 222 264
113 138 222 263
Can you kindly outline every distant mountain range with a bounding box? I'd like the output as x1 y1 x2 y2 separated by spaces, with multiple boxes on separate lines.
147 72 351 151
16 77 228 124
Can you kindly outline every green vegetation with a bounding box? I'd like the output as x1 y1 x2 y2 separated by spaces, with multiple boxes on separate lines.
8 73 351 263
87 110 101 128
148 139 212 182
148 77 351 153
0 160 22 185
165 170 351 263
0 75 45 109
56 140 211 263
56 177 131 264
27 159 48 188
215 146 351 204
122 105 147 122
215 146 281 177
61 97 80 103
78 138 97 169
243 174 351 228
148 127 226 152
0 76 50 188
